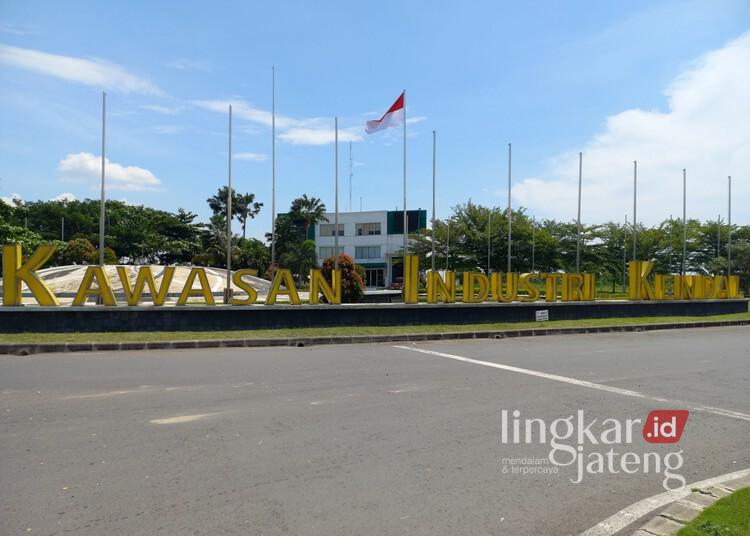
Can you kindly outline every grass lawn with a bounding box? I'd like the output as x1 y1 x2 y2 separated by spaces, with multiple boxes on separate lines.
676 487 750 536
0 311 748 344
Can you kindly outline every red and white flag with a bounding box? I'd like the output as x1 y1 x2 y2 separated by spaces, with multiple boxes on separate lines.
365 92 405 134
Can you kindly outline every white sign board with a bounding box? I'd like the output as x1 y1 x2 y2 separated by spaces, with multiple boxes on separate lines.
535 309 549 322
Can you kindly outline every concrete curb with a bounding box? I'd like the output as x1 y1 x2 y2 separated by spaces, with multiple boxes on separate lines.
631 476 750 535
0 319 747 356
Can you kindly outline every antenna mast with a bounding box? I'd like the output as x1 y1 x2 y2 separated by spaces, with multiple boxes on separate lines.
348 142 353 212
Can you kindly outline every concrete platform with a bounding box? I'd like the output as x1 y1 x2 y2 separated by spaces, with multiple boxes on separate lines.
0 298 746 333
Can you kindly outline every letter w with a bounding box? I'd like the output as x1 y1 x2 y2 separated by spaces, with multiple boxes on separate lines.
117 266 175 306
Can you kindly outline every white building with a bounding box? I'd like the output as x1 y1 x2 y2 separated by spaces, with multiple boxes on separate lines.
313 209 427 287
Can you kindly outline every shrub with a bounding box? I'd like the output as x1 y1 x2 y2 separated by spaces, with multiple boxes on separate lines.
321 254 364 303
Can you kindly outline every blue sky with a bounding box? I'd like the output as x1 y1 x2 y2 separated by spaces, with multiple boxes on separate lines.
1 0 748 239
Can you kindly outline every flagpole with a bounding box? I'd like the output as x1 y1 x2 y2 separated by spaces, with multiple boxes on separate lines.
623 214 628 291
431 130 436 272
717 214 720 261
681 169 687 276
506 142 512 273
446 219 450 271
531 217 536 272
271 66 277 268
99 91 106 267
632 160 637 261
727 176 732 276
402 90 408 262
487 209 491 275
576 152 582 273
334 117 339 273
225 104 233 303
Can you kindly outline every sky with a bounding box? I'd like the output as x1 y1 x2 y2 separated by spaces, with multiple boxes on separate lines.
0 0 748 240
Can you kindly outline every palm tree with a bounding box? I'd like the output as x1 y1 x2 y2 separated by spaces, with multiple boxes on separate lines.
290 194 328 239
280 239 317 282
236 193 263 239
207 188 263 239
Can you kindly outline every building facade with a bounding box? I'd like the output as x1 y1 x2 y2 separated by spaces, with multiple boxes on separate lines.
313 209 427 287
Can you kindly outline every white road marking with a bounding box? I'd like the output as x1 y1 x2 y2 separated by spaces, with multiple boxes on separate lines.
66 389 145 399
66 385 192 399
579 467 750 536
149 412 223 424
393 345 750 422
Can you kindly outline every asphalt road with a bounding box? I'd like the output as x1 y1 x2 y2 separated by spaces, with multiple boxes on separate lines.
1 327 749 535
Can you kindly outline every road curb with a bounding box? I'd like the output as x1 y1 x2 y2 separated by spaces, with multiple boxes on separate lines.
0 318 747 356
631 476 750 535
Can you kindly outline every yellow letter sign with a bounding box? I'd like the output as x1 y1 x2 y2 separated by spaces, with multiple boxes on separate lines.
2 244 60 306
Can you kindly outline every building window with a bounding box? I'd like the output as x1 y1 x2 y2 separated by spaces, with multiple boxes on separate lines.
355 246 381 259
319 246 344 259
320 224 344 237
356 222 381 236
364 268 385 287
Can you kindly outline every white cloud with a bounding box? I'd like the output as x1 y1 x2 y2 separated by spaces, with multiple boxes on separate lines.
0 23 27 35
513 31 750 225
153 125 183 135
58 152 161 192
168 58 210 72
234 152 267 161
0 44 164 95
193 99 293 129
141 104 185 115
193 98 367 146
51 192 76 202
0 193 23 206
278 127 363 145
406 116 427 125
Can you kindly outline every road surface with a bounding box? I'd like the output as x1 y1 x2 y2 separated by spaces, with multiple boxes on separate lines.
2 326 748 535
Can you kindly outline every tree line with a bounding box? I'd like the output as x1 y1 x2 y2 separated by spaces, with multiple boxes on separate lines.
1 194 748 292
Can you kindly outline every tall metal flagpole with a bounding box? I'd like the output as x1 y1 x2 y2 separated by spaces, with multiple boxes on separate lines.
623 214 628 291
431 130 436 272
99 91 106 266
727 176 732 275
576 152 583 273
446 219 450 271
334 117 339 273
632 161 637 261
507 143 512 273
531 217 536 272
225 104 233 303
681 169 687 275
271 66 277 268
487 210 492 274
717 214 721 260
402 90 408 261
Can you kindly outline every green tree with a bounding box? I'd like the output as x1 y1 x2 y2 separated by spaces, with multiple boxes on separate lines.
235 193 263 239
280 239 317 282
61 238 97 265
290 194 328 239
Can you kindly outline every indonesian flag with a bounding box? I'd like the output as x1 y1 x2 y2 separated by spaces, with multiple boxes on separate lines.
365 92 405 134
